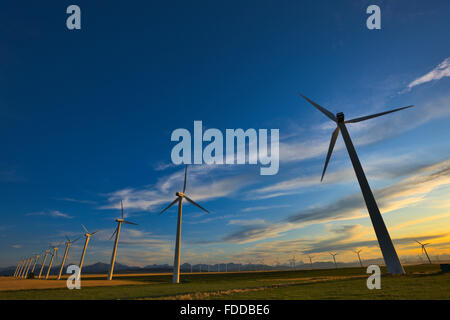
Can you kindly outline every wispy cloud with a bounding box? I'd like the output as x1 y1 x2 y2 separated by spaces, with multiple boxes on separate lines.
25 210 73 219
222 158 450 244
407 57 450 90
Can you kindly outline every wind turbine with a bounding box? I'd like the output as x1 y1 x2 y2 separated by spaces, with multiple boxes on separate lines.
31 253 41 275
57 236 80 280
13 260 22 278
158 165 210 284
307 255 313 269
79 225 98 278
415 240 432 264
329 252 338 269
15 258 25 278
354 249 363 267
19 257 30 279
23 257 33 279
46 246 59 279
298 93 411 275
107 200 138 280
38 249 51 279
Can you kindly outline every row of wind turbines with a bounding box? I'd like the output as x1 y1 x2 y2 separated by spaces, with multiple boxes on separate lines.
13 201 137 281
13 93 424 283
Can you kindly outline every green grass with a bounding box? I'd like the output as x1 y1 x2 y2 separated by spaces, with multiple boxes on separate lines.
1 264 449 300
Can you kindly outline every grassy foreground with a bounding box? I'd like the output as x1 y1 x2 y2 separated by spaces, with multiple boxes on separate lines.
0 264 449 300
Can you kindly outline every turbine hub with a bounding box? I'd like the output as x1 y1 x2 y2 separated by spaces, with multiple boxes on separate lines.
116 218 124 222
176 192 184 197
336 112 345 122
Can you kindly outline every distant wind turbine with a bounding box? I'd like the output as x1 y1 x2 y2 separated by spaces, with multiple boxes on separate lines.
415 240 432 264
158 165 210 284
107 200 138 280
79 224 99 278
20 257 32 279
329 252 338 269
307 255 313 269
31 253 41 275
298 93 412 275
38 250 51 279
354 249 363 267
57 236 81 280
46 246 59 279
13 260 22 278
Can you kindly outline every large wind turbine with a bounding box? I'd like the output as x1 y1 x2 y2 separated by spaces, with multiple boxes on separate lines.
79 225 98 278
329 252 338 269
354 249 363 267
107 200 138 280
158 165 210 284
13 260 21 278
415 240 432 264
46 246 59 279
38 249 51 279
16 258 25 278
298 93 412 275
57 236 80 280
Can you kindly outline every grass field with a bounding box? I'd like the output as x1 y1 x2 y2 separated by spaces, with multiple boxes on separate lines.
1 264 449 300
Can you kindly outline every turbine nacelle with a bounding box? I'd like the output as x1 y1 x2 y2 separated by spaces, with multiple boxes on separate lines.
336 112 345 122
176 192 185 197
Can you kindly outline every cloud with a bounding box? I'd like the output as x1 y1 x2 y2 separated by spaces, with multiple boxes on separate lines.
228 219 266 226
222 158 450 244
25 210 73 219
407 57 450 90
12 244 22 249
241 204 291 212
56 197 96 204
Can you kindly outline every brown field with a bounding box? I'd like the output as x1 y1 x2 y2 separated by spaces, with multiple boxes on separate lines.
0 275 147 291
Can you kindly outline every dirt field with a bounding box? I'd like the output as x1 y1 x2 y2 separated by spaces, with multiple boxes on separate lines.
0 276 146 291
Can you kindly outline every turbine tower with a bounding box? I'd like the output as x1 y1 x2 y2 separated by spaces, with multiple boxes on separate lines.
57 236 80 280
31 253 41 274
329 252 338 269
23 257 33 279
415 240 432 264
13 260 21 278
299 93 411 275
79 225 98 278
107 200 138 280
38 250 51 279
16 258 26 278
354 249 363 267
46 246 59 279
307 255 313 269
158 165 210 284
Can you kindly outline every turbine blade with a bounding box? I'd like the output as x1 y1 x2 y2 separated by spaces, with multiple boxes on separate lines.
81 224 88 233
65 235 71 242
91 230 99 235
121 200 124 219
415 240 422 245
183 195 210 213
183 165 188 193
321 127 340 182
158 198 179 215
72 236 81 244
345 105 413 123
110 226 118 240
297 93 336 122
123 220 138 225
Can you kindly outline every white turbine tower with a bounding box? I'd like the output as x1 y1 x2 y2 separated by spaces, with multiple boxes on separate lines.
329 252 338 269
57 236 81 280
79 225 99 278
307 255 313 269
38 249 51 279
30 253 41 275
158 165 210 284
415 240 432 264
299 93 412 274
46 246 59 279
16 258 26 278
13 260 22 278
107 200 138 280
20 257 31 279
23 257 33 279
354 249 363 267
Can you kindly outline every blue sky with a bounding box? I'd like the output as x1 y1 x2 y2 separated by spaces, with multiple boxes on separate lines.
1 1 450 268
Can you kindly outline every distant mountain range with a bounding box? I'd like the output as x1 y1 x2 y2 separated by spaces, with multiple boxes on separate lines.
2 257 448 276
